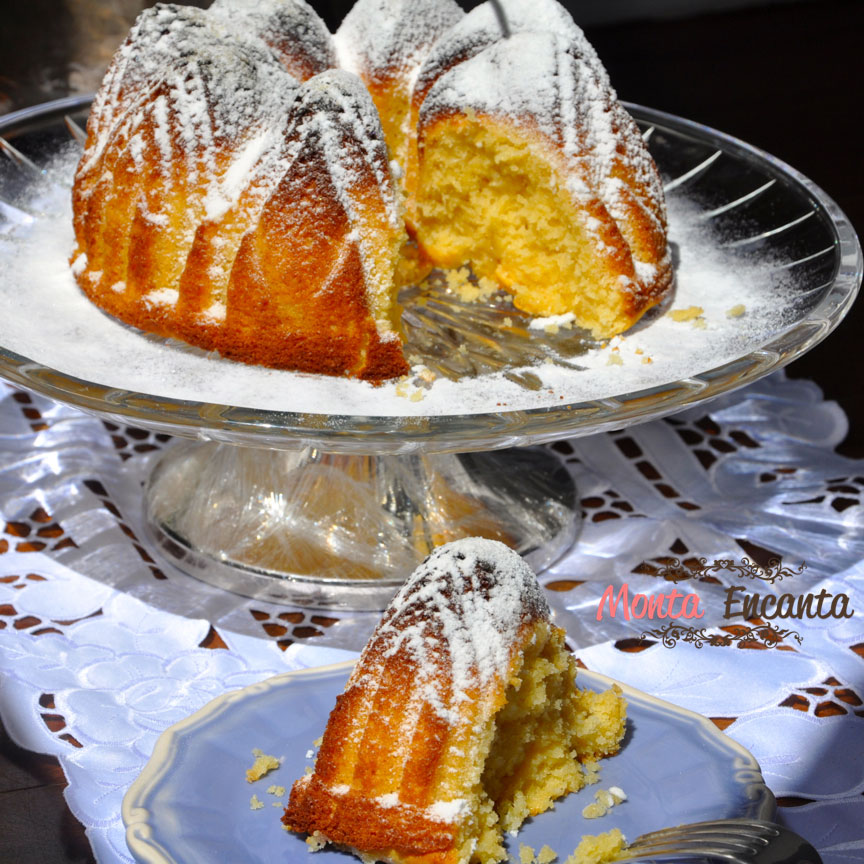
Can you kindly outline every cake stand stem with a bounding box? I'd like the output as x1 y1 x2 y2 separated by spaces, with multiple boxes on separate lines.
145 441 578 609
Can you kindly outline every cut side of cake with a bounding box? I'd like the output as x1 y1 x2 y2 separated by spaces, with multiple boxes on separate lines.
282 538 627 864
413 27 672 338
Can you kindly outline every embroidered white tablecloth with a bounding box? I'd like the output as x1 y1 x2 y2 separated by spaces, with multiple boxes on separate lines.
0 372 862 863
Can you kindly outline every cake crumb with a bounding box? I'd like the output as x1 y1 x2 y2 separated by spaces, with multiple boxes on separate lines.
582 759 601 785
249 794 264 811
272 801 283 807
670 305 704 322
409 389 425 402
266 785 286 797
634 347 643 355
538 845 558 863
692 316 707 329
563 829 627 864
520 843 536 864
246 749 281 783
606 354 623 367
477 275 499 296
641 356 653 365
306 832 328 851
726 303 746 318
582 801 607 819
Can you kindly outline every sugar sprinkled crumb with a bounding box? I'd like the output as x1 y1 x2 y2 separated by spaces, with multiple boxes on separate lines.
608 786 627 804
582 785 627 819
305 749 315 759
670 305 704 322
395 377 426 402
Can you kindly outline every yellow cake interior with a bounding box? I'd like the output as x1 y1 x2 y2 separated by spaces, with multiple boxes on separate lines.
414 116 636 338
455 622 626 863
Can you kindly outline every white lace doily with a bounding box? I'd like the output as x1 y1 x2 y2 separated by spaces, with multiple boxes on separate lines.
1 372 862 863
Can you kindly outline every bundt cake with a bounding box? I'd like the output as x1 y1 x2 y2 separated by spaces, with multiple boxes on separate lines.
70 0 672 381
282 538 627 864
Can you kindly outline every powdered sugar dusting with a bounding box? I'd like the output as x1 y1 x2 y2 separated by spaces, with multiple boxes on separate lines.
335 0 463 80
274 69 403 337
348 538 548 725
209 0 336 81
203 131 276 222
143 288 179 308
414 0 607 104
427 798 469 821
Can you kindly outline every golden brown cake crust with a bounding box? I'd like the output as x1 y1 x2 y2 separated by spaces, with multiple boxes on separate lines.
70 5 408 382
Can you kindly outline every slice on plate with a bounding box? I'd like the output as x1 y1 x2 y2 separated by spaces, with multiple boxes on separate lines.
282 538 627 864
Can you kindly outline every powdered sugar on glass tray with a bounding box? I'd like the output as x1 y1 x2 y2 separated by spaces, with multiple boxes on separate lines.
0 146 806 418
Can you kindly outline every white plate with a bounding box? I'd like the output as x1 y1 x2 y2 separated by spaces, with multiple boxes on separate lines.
123 661 774 864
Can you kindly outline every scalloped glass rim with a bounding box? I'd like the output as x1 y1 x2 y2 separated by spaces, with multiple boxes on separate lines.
121 661 775 864
0 95 860 455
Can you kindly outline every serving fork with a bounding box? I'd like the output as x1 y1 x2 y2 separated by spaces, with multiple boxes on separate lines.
616 818 823 863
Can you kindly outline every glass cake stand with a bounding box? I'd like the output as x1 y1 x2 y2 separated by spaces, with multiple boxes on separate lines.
0 95 860 608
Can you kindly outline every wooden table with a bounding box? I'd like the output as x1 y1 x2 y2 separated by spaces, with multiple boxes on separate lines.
1 1 862 860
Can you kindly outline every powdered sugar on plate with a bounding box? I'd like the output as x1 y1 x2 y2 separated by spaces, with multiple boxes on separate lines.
0 145 813 420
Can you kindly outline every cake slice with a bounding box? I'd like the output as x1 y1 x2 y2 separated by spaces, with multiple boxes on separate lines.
282 538 626 864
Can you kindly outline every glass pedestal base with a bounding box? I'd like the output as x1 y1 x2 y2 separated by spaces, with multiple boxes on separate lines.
145 442 578 609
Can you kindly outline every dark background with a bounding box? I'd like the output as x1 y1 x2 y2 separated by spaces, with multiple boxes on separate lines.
0 2 862 859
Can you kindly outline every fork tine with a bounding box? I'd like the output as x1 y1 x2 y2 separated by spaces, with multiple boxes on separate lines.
633 828 772 847
620 819 822 864
634 819 778 844
629 837 762 854
616 848 748 863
